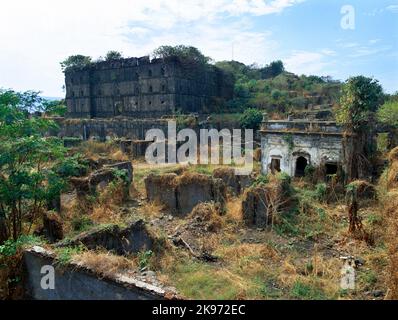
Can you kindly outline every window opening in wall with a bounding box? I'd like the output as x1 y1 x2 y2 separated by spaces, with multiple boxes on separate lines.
270 158 281 174
325 162 338 181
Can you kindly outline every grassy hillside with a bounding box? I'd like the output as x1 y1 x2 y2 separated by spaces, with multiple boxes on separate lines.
216 61 342 119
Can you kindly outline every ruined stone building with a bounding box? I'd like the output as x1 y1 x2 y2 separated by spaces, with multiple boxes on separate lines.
260 118 349 178
65 56 234 119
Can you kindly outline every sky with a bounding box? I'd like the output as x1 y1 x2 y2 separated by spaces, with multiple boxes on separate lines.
0 0 397 97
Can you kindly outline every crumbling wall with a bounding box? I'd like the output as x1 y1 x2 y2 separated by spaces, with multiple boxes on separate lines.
213 168 253 196
57 220 154 255
145 174 178 212
144 172 226 216
70 161 133 198
23 246 170 300
242 175 291 228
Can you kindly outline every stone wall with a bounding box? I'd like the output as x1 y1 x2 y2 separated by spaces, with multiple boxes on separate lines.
261 131 345 176
23 246 171 300
58 118 169 141
65 56 234 119
144 172 226 216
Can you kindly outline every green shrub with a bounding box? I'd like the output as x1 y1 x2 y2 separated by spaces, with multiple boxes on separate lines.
314 183 327 202
138 250 153 271
239 108 263 130
290 280 327 300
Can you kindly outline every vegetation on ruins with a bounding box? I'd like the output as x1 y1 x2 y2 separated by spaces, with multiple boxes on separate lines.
60 54 92 72
239 108 263 130
152 45 212 65
336 76 384 181
104 50 123 61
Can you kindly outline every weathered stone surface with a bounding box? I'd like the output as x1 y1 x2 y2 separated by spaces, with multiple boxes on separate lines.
89 169 116 192
242 186 271 228
213 168 254 196
242 176 291 228
59 220 153 255
132 140 153 159
70 177 90 197
70 161 133 196
176 174 226 216
104 161 133 185
145 173 178 212
64 56 234 119
23 246 176 300
34 212 64 243
120 140 132 154
144 172 226 216
213 168 240 195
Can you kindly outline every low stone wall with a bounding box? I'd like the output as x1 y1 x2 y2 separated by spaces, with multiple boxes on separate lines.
23 246 171 300
58 118 169 141
145 172 226 216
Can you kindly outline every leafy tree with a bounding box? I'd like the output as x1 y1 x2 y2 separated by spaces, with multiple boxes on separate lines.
43 100 67 117
0 89 74 242
336 76 383 131
60 55 92 72
105 51 123 61
377 100 398 127
261 60 285 79
153 45 211 65
239 108 263 130
336 76 384 181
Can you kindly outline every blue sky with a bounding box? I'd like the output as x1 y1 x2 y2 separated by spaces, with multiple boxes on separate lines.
0 0 397 97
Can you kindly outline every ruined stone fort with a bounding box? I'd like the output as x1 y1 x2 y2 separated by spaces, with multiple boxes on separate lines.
65 55 234 119
61 54 354 180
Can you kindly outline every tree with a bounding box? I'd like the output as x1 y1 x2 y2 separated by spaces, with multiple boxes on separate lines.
60 55 92 72
336 76 383 131
152 45 211 65
377 100 398 127
261 60 285 79
105 51 123 61
0 89 75 243
239 108 263 130
336 76 384 181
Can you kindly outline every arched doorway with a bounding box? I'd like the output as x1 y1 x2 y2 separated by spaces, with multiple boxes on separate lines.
295 156 308 177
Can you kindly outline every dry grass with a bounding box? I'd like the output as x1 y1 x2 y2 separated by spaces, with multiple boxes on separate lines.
137 201 163 219
383 190 398 299
78 140 128 162
225 197 243 224
72 250 137 278
189 202 224 232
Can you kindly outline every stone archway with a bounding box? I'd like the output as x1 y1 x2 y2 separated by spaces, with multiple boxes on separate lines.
295 156 308 177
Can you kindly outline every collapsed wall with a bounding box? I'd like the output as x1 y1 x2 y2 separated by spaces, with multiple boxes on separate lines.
144 172 226 216
23 246 173 300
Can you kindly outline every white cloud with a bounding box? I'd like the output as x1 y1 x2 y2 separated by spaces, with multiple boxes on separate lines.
284 50 333 75
386 5 398 13
0 0 305 96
